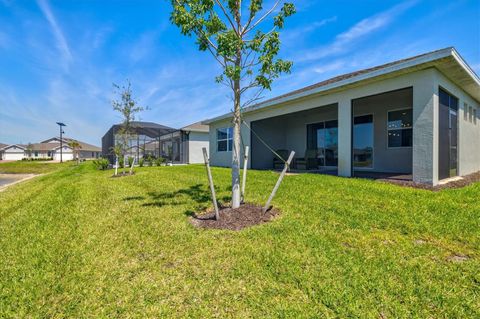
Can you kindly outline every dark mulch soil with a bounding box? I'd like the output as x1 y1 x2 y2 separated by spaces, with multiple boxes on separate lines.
190 203 280 231
378 171 480 191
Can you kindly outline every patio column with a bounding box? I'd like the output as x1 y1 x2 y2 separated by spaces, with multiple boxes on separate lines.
412 69 438 185
338 99 352 177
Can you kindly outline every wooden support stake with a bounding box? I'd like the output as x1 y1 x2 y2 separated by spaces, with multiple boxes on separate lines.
129 156 135 175
241 146 249 203
263 151 295 214
202 148 220 220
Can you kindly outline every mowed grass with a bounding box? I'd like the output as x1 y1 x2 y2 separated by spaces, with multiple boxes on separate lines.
0 160 74 174
0 161 478 318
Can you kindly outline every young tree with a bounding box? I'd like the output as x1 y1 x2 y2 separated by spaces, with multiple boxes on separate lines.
67 140 82 164
111 81 146 175
110 143 123 176
170 0 295 208
26 143 33 159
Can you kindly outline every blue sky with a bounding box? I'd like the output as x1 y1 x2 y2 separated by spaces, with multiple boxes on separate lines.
0 0 479 145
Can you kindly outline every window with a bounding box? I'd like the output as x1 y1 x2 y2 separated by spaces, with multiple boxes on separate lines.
217 127 233 152
464 103 468 121
387 109 413 147
353 115 374 168
474 108 477 125
34 151 38 157
469 106 474 122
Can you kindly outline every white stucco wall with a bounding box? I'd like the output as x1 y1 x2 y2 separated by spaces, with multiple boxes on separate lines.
3 146 25 160
53 147 74 161
187 131 209 164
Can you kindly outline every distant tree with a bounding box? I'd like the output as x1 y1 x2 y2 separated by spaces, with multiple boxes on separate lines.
26 143 33 159
67 140 82 165
170 0 295 208
111 81 146 175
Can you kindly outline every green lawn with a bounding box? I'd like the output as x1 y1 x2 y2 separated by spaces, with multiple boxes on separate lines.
0 161 478 318
0 160 74 174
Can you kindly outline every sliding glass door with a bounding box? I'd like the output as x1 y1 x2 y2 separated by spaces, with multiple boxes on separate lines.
353 115 374 168
307 120 338 167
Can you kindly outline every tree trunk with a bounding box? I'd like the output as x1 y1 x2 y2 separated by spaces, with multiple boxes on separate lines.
231 77 241 209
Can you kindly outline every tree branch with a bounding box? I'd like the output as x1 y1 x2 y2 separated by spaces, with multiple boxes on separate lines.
243 0 280 35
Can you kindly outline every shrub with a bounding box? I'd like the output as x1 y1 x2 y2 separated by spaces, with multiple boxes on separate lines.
118 157 124 168
93 158 109 170
139 158 144 167
146 155 154 167
155 157 165 166
128 157 134 167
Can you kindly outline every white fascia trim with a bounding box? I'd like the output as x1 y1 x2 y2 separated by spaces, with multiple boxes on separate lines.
1 144 26 151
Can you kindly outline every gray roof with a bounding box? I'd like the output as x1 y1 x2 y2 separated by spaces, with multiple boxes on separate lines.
204 47 480 124
180 121 209 133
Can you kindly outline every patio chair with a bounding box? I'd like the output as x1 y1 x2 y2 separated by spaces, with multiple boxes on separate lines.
295 149 318 170
273 149 289 169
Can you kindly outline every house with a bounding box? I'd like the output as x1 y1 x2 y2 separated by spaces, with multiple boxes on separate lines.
204 47 480 186
101 121 176 163
0 137 101 161
158 121 210 164
101 121 210 164
0 143 8 160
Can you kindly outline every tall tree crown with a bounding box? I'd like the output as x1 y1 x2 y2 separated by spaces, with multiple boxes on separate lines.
170 0 295 106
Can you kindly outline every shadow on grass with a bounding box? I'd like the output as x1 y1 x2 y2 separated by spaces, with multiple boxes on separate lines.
123 184 230 209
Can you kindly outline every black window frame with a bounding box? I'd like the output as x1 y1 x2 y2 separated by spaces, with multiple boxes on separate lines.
387 108 413 148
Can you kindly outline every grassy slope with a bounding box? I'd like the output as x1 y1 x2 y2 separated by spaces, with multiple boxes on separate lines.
0 161 74 174
0 162 478 318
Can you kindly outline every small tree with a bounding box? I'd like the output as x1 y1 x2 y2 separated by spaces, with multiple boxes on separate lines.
26 143 33 159
110 143 123 176
170 0 295 208
111 81 146 175
67 140 82 164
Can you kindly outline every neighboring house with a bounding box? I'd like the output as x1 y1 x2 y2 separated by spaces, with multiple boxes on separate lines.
158 121 210 164
204 47 480 186
0 137 101 161
0 144 26 161
101 121 210 164
0 143 8 160
101 121 176 163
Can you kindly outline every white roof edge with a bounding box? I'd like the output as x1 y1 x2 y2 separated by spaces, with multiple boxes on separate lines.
203 47 461 124
451 48 480 86
0 144 26 151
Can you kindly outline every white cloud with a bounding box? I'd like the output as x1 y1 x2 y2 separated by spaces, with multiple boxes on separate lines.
36 0 72 69
297 0 418 62
283 16 337 41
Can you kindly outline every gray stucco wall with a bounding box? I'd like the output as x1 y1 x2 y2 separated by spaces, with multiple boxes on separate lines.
208 68 479 184
434 70 480 176
352 88 413 173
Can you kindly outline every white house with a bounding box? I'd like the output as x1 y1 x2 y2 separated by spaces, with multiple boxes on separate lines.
204 47 480 186
0 137 101 161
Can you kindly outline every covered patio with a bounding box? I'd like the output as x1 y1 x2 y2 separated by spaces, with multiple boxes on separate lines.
250 88 414 179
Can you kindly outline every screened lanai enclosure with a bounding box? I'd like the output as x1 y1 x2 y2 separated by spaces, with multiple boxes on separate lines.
101 121 176 163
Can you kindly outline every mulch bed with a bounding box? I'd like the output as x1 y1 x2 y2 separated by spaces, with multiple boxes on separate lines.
190 203 280 231
378 171 480 191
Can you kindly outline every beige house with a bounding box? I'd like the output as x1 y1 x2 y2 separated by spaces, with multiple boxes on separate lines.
204 47 480 186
